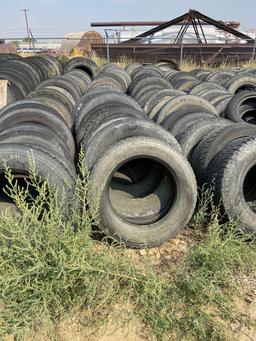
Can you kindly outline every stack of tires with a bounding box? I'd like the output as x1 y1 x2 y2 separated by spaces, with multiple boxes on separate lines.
76 65 197 248
63 57 97 79
127 64 231 159
0 65 92 204
0 55 62 102
2 54 256 247
0 53 21 63
88 63 131 93
127 62 256 235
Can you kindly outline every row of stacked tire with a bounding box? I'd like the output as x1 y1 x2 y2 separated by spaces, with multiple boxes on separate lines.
124 62 256 240
76 61 256 248
1 53 256 249
0 55 95 210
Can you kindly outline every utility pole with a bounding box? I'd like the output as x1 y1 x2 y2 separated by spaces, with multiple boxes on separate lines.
21 9 31 48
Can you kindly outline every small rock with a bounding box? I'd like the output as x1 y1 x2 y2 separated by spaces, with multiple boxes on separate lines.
171 239 180 245
139 250 146 256
245 295 254 304
148 249 155 255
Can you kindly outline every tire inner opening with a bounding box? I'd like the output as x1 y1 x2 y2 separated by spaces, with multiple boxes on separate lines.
236 85 256 93
73 65 93 78
0 173 44 213
243 164 256 213
240 99 256 124
108 157 176 225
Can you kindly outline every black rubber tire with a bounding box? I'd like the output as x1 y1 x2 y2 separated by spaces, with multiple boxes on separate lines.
37 75 83 102
0 69 31 97
156 95 218 124
23 56 49 80
189 82 227 96
73 88 113 119
88 136 197 248
83 117 181 170
75 92 144 138
172 77 200 93
2 59 41 89
65 70 91 93
89 77 123 93
0 124 72 163
211 94 233 116
76 104 145 147
128 73 164 95
135 86 171 108
27 88 74 126
144 89 184 117
200 90 228 101
101 66 131 89
206 137 256 232
190 124 256 186
125 63 143 77
205 70 234 85
130 76 171 98
162 112 218 137
0 102 75 159
64 57 96 78
135 65 164 78
0 72 27 100
225 75 256 94
225 91 256 124
0 144 75 202
95 72 128 92
155 59 179 71
176 118 231 159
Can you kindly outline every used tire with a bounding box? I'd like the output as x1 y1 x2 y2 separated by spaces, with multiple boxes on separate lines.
225 90 256 124
88 136 197 248
207 137 256 232
190 124 256 186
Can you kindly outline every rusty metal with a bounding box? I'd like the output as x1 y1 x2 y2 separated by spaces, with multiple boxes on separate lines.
91 21 167 27
174 16 190 45
124 10 253 44
91 42 256 65
91 20 227 27
197 18 207 43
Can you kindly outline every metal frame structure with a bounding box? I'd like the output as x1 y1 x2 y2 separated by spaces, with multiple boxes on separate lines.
124 9 253 44
91 10 255 65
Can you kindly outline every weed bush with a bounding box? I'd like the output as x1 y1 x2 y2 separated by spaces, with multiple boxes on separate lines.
0 165 255 340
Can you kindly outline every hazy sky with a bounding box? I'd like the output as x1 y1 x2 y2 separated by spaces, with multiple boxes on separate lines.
0 0 256 39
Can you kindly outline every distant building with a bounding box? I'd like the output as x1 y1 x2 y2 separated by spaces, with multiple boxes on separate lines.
18 42 61 53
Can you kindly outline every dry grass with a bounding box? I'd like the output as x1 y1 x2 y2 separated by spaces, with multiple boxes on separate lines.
180 58 256 72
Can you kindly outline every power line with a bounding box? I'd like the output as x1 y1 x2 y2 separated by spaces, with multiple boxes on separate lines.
21 9 31 47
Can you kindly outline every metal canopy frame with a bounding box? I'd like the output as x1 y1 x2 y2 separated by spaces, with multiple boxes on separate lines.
124 9 253 44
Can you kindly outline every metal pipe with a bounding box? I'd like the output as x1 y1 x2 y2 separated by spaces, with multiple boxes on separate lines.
105 30 110 61
180 37 184 66
91 20 214 27
252 39 256 62
91 21 167 27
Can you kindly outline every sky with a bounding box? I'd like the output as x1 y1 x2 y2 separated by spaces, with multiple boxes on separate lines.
0 0 256 39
